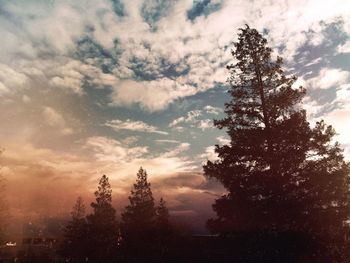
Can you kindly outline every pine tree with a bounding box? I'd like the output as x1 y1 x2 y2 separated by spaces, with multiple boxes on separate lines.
71 196 85 220
155 197 173 243
86 175 118 262
60 197 88 262
203 25 350 260
156 198 170 227
0 149 7 244
121 167 156 240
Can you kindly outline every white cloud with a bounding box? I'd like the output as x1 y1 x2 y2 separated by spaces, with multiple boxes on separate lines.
303 83 350 159
204 105 222 115
337 41 350 54
307 68 350 90
110 79 198 112
85 136 196 181
105 119 168 135
86 136 148 163
199 136 231 163
198 119 213 130
217 136 230 145
170 110 215 130
49 75 84 95
169 110 202 127
156 139 180 143
2 0 349 111
48 59 119 95
199 146 218 163
163 142 190 158
0 64 29 95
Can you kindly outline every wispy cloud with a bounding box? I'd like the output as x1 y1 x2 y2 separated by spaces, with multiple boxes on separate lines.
105 119 168 135
204 105 222 115
169 110 202 127
156 139 180 143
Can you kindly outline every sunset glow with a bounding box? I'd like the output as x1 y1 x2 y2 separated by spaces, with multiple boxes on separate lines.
1 0 350 233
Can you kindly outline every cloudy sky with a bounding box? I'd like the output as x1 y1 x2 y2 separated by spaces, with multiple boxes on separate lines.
0 0 350 229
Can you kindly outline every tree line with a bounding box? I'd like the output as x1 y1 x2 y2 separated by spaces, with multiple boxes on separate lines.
60 167 173 263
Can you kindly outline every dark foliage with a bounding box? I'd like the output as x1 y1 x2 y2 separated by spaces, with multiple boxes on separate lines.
0 149 7 244
86 175 118 262
59 197 88 262
203 25 350 261
121 167 156 241
120 167 175 261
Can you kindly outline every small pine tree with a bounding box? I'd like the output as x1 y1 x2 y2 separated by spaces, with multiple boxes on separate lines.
60 197 88 262
155 197 173 242
121 167 156 240
71 196 85 220
0 149 7 244
156 198 170 226
86 175 118 262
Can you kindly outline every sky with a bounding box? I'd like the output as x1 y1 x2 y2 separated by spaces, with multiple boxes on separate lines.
0 0 350 230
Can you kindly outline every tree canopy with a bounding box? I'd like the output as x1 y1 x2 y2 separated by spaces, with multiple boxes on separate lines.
86 175 118 262
203 25 350 260
121 167 156 238
60 197 88 262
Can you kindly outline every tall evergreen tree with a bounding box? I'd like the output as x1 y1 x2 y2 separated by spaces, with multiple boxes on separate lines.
121 167 156 239
60 197 88 263
203 25 350 260
86 175 118 262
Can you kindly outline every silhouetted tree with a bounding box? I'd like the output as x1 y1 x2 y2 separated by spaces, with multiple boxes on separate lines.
86 175 118 262
203 25 350 261
121 167 156 241
154 197 174 252
0 148 7 244
156 197 170 228
60 197 88 262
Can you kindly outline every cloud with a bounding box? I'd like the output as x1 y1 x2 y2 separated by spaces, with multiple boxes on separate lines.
337 40 350 54
42 106 73 135
105 119 168 135
156 139 180 143
111 0 126 17
86 136 148 163
198 119 213 130
199 146 217 163
169 110 202 127
199 136 230 162
187 0 223 21
216 135 230 145
0 142 96 218
1 0 350 227
204 105 221 115
307 68 350 90
48 59 119 95
110 78 198 112
169 110 215 130
141 0 172 29
303 83 350 158
163 142 190 157
0 63 29 95
83 136 197 184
